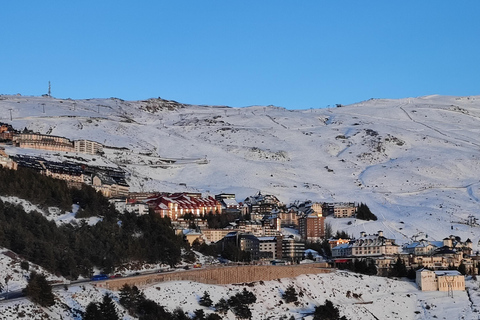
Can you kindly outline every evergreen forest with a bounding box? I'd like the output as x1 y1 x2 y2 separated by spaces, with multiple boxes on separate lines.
0 167 187 278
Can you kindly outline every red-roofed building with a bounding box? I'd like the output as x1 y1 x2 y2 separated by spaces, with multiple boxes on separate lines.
147 193 222 220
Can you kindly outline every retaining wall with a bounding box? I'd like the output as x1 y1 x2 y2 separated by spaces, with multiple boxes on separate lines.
101 263 331 290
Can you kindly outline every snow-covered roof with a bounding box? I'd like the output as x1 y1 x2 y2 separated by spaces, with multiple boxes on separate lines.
332 243 351 250
434 270 462 276
258 236 277 241
223 198 239 206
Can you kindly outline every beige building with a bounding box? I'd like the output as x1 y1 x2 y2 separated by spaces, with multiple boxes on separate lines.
351 231 399 256
13 133 74 152
258 236 282 260
416 268 465 292
184 231 203 246
45 168 84 183
278 211 299 227
311 202 323 214
0 148 17 170
92 173 129 198
333 203 357 218
403 236 474 271
202 229 233 243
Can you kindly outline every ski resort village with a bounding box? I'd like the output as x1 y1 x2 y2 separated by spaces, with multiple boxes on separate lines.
1 94 480 319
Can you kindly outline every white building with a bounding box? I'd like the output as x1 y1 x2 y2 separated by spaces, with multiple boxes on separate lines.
74 139 103 155
111 199 149 215
332 231 399 258
416 268 465 292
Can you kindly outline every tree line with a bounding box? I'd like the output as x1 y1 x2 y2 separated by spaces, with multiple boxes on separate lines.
0 167 187 278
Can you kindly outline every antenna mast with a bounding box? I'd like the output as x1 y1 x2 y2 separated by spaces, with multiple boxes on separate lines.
446 275 454 298
48 81 51 97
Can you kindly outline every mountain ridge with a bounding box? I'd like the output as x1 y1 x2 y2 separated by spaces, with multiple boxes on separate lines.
1 93 480 247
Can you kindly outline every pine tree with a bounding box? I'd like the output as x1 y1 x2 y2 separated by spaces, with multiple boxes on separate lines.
237 288 257 305
137 298 172 320
282 285 298 303
83 302 102 320
324 222 333 239
119 284 145 315
390 257 408 278
24 271 55 307
366 259 377 276
227 289 256 320
99 294 119 320
193 309 206 320
356 203 377 221
313 299 347 320
214 298 229 315
206 313 222 320
199 290 213 307
172 307 190 320
230 302 252 320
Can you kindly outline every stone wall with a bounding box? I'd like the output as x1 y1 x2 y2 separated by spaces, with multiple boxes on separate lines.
101 263 331 291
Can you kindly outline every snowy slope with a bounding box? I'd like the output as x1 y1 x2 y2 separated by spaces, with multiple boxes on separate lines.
1 267 478 320
2 94 480 248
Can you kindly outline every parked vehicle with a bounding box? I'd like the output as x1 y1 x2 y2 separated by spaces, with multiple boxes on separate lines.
270 260 286 266
91 274 109 281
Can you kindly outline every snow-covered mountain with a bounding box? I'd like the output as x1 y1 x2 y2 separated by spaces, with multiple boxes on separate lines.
1 94 480 248
2 93 480 319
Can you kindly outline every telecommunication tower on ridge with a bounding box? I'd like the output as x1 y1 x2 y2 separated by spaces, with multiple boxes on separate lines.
48 81 51 97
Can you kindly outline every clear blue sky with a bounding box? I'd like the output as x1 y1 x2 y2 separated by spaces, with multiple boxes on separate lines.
2 1 479 109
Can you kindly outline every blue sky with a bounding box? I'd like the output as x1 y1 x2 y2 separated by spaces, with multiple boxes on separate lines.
2 1 479 109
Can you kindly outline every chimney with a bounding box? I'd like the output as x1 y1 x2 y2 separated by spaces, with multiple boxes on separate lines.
360 231 366 238
378 230 384 237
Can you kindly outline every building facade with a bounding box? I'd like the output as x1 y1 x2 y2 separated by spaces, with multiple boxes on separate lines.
92 173 129 198
416 269 465 292
258 236 283 260
74 139 103 155
332 231 399 258
12 133 74 152
148 193 222 220
282 236 305 263
0 148 17 170
223 232 260 261
333 203 357 218
298 212 326 242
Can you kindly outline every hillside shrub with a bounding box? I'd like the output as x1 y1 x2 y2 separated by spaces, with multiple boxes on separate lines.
356 203 377 221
